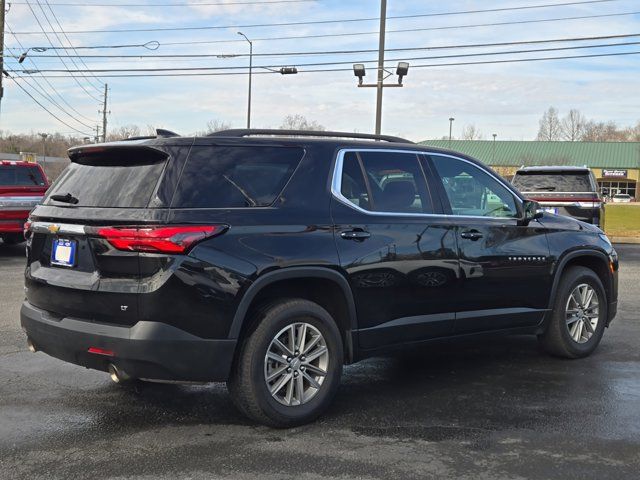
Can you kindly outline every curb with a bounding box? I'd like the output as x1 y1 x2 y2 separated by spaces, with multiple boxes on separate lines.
610 237 640 244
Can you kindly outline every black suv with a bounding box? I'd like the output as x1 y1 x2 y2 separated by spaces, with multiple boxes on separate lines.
511 166 604 227
21 130 618 427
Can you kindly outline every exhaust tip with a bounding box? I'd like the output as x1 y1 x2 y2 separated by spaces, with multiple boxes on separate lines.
108 364 131 384
27 338 37 353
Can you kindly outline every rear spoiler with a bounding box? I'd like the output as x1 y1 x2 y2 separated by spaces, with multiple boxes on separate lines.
68 144 169 166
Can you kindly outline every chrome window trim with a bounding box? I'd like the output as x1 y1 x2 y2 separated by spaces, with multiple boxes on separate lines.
331 148 523 221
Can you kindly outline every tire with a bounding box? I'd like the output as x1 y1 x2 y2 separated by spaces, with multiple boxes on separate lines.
227 298 343 428
538 266 607 359
2 234 24 245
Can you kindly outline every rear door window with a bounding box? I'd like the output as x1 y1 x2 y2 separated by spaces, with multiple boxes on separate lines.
338 150 434 214
511 172 593 192
0 165 46 186
172 146 304 208
46 152 167 208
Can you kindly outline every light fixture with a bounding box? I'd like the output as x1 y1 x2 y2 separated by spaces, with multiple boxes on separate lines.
353 64 366 85
396 62 409 84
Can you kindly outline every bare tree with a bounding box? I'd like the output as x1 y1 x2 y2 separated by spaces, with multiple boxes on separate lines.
580 120 624 142
206 119 231 133
280 114 326 131
461 124 483 140
536 107 562 141
106 125 141 142
561 109 586 141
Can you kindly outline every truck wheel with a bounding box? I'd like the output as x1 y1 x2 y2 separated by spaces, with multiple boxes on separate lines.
539 266 607 358
227 299 343 427
2 234 24 245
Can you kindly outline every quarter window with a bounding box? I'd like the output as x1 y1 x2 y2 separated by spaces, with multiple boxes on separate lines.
339 151 433 214
430 155 519 218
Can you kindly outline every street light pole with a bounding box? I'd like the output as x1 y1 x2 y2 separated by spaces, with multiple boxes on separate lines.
374 0 387 135
238 32 253 129
492 133 497 163
448 117 455 145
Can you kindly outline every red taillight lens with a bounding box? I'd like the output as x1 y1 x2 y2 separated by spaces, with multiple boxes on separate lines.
88 347 114 357
95 225 224 254
23 221 32 238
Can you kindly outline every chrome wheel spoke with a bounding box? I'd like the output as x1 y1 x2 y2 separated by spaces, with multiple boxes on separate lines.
273 338 293 356
304 363 327 376
566 314 580 326
305 345 328 363
264 322 329 407
583 319 595 334
303 371 321 389
267 351 287 365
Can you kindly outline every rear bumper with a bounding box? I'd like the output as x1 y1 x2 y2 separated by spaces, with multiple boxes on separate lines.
20 301 236 382
0 210 29 233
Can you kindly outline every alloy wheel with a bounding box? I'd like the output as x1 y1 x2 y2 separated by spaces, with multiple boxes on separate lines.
264 322 329 407
565 283 599 344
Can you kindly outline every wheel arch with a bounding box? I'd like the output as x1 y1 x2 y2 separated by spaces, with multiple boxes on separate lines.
549 249 612 311
228 267 358 362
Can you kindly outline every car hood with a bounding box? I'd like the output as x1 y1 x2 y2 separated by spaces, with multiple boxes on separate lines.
537 212 602 234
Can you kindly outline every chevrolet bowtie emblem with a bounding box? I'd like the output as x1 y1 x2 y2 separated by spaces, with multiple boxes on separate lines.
47 224 60 234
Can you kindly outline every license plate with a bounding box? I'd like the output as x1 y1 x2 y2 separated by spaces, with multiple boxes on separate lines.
542 207 559 214
51 238 77 267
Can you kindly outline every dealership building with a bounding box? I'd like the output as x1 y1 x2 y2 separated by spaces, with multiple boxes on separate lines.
419 140 640 200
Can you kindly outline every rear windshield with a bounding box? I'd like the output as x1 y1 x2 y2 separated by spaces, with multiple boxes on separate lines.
172 146 304 208
0 165 46 186
46 160 166 208
511 172 593 192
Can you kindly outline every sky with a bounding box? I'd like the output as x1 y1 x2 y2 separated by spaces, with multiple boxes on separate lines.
1 0 640 142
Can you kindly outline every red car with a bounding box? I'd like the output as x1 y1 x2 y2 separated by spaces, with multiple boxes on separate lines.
0 161 49 245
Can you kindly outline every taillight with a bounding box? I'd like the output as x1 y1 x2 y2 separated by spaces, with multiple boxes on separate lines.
23 221 32 239
93 225 225 254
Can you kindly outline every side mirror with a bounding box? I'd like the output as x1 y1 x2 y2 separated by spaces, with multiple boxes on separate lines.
520 200 543 225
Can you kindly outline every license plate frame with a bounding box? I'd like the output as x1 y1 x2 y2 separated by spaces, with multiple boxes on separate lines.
51 238 77 268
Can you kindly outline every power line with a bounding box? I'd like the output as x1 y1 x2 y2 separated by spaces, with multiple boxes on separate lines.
42 0 105 90
10 0 318 5
8 0 630 34
5 22 98 125
11 49 640 78
11 39 640 73
22 0 103 102
4 73 93 135
5 33 640 60
35 0 103 92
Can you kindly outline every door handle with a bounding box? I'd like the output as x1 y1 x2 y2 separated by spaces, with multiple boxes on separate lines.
340 229 371 241
460 230 483 241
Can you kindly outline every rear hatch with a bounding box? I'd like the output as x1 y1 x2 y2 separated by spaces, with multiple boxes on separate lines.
25 143 176 326
511 169 601 219
0 162 49 232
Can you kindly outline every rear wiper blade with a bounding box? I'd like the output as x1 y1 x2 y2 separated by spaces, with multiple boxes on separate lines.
50 193 79 205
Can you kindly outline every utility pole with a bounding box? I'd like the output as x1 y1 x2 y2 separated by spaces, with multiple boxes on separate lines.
374 0 387 135
237 32 252 129
101 84 108 142
0 0 6 121
448 117 455 145
39 133 48 175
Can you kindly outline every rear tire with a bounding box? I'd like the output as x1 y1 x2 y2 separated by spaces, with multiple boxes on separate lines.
1 234 24 245
538 266 607 359
227 299 343 428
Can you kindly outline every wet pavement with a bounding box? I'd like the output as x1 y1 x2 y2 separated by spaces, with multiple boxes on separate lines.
1 242 639 479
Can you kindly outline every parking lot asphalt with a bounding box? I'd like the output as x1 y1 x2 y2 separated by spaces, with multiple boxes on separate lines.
0 243 638 480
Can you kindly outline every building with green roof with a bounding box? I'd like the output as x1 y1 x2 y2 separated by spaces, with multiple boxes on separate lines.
419 140 640 200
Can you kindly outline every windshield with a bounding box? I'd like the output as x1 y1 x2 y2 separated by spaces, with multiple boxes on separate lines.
511 172 592 192
0 165 46 186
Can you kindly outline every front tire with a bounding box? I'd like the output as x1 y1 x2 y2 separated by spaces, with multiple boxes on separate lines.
227 299 343 427
539 266 607 358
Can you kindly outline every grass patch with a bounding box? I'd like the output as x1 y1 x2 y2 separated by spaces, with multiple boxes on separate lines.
604 204 640 237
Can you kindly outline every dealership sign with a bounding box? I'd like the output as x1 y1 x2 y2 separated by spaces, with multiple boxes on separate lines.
602 169 628 178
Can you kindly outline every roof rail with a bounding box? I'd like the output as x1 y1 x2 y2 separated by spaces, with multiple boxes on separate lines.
208 129 413 144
